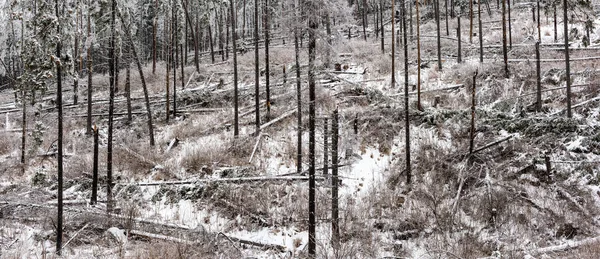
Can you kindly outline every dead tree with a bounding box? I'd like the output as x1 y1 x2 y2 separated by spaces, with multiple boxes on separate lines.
323 118 328 176
152 0 157 74
391 0 396 88
181 0 199 71
508 0 512 48
417 0 422 110
294 21 302 174
435 0 442 70
457 14 462 63
478 0 483 62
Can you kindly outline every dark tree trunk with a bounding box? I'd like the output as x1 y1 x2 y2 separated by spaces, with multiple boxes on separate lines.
469 70 478 154
126 63 132 122
391 0 395 88
265 0 271 121
554 4 557 42
219 8 225 61
563 0 572 117
86 12 93 136
308 4 318 255
445 0 449 36
118 9 156 146
166 15 171 122
537 0 541 41
417 0 422 110
152 0 157 74
208 21 215 63
181 0 199 71
402 0 411 185
535 41 542 112
508 0 512 48
73 37 79 105
325 13 332 68
91 125 99 204
21 88 26 166
469 0 473 43
254 0 260 133
380 0 384 52
502 0 509 77
231 0 239 137
107 0 116 213
435 0 442 70
362 0 367 40
294 27 302 174
55 0 64 254
323 118 328 176
331 109 339 249
457 15 462 63
478 0 483 62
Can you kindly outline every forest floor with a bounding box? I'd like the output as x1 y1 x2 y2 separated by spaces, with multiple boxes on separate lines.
1 4 600 259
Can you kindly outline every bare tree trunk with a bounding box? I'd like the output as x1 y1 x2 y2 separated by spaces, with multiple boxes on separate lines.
563 0 572 118
55 0 64 254
21 88 26 166
86 11 93 136
118 7 156 146
469 70 478 154
380 0 384 52
226 8 230 60
391 0 395 88
231 0 239 137
177 42 182 116
417 0 422 110
469 0 473 43
362 0 367 40
126 63 132 122
91 125 99 204
402 0 411 185
325 12 332 67
537 0 541 42
294 26 302 174
435 0 442 70
166 16 171 122
323 118 328 176
331 109 339 249
554 4 557 42
181 0 199 71
502 0 509 77
264 0 271 121
208 20 215 63
107 0 116 213
219 8 225 61
152 0 157 74
535 41 542 112
478 0 483 62
243 0 247 38
308 1 318 254
254 0 260 133
457 15 462 63
508 0 512 48
444 0 448 36
73 37 79 105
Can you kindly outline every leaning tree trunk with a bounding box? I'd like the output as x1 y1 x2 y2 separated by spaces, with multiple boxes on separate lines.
230 0 239 137
118 5 156 146
181 0 199 71
55 0 64 254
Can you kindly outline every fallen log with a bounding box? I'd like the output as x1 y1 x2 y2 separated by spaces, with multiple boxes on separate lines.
125 175 326 186
389 84 464 97
470 135 513 155
551 96 600 115
529 235 600 256
249 109 296 136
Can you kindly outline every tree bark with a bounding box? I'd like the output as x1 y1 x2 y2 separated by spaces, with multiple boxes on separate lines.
152 0 157 74
435 0 442 70
478 0 483 62
126 63 132 122
323 118 328 176
308 1 318 255
417 0 422 110
380 0 384 52
181 0 199 72
208 20 215 63
469 0 473 43
457 15 462 63
391 0 395 88
294 24 302 175
508 0 512 48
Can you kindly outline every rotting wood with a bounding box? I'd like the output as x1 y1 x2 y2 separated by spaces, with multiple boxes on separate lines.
123 175 327 186
469 135 513 155
551 96 600 115
529 235 600 256
249 109 296 136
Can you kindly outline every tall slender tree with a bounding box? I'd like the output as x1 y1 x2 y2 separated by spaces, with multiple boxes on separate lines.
254 0 261 133
435 0 442 70
562 0 572 117
86 5 93 136
55 0 64 253
264 0 271 121
417 0 422 110
403 0 411 185
502 0 509 77
307 0 318 254
107 0 116 213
